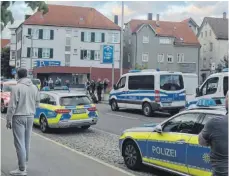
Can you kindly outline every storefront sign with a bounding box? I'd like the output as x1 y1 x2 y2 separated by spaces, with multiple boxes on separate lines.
101 45 114 64
34 60 61 67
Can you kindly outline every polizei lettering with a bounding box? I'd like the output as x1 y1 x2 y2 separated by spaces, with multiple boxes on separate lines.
152 146 177 157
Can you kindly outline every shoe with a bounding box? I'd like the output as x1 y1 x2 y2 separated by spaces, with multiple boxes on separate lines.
9 168 27 176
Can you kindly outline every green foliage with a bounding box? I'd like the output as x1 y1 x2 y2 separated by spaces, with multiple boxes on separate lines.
216 55 228 72
134 63 148 70
1 47 13 78
1 1 48 31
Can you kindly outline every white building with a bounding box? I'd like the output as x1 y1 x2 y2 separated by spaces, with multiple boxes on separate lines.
12 4 121 84
198 12 228 83
9 28 17 67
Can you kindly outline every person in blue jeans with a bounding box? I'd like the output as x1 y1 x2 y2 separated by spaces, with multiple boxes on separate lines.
6 68 40 176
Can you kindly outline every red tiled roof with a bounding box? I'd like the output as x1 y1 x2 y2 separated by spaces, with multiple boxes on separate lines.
129 19 200 46
24 4 120 30
1 39 10 48
181 18 190 23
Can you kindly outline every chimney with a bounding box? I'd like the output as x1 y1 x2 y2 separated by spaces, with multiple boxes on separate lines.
25 15 31 20
114 15 118 25
156 14 160 26
223 12 227 19
148 13 152 20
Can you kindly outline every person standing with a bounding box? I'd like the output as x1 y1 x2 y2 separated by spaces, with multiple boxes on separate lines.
48 77 54 89
6 68 40 176
96 79 103 102
198 92 228 176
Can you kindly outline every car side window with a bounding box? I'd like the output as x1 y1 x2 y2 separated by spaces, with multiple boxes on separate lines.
46 95 56 105
117 77 126 89
162 113 200 134
40 93 49 104
223 76 228 96
201 77 219 96
197 114 220 134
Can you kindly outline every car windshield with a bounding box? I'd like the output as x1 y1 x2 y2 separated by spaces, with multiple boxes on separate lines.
32 79 41 85
2 84 16 92
160 75 184 91
60 96 91 106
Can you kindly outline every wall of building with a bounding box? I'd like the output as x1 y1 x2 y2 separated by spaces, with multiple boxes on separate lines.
18 24 121 70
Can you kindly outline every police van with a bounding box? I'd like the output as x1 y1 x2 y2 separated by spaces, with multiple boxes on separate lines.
109 69 186 116
186 70 228 107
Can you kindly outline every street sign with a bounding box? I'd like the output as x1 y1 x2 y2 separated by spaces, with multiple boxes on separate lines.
101 45 114 64
34 60 61 67
11 68 16 75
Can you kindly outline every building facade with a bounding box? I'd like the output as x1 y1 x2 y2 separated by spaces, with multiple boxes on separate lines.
198 12 228 83
12 5 124 85
123 14 200 77
181 18 199 35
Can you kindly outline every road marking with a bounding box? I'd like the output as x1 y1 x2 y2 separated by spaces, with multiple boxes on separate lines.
1 118 136 176
105 113 139 120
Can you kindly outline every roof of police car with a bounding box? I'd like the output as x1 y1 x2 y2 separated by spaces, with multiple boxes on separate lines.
41 91 87 97
183 108 226 115
123 70 183 76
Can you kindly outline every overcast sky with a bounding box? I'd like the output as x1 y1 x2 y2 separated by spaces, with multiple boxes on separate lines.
2 1 228 39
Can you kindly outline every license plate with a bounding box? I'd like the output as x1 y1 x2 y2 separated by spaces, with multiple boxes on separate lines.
163 102 171 106
73 109 86 114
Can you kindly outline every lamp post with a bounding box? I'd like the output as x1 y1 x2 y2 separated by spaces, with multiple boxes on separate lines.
120 1 124 77
25 35 33 73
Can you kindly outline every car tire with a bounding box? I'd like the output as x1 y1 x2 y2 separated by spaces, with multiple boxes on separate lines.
1 100 7 113
40 116 49 133
111 99 119 111
142 102 153 117
81 125 90 130
123 140 142 170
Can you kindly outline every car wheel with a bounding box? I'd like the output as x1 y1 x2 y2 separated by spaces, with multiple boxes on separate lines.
142 102 153 117
123 140 142 170
111 99 119 111
1 100 7 113
40 116 49 133
81 125 90 130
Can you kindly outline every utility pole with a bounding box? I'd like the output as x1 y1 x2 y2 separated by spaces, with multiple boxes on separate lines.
120 1 124 77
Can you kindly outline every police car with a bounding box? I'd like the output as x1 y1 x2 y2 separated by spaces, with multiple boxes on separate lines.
119 99 226 176
35 86 98 133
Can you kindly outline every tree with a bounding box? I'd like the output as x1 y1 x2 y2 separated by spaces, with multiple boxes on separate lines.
1 47 13 78
1 1 48 31
135 63 148 70
216 55 228 73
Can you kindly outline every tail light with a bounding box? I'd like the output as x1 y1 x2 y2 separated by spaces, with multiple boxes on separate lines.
88 107 97 111
155 90 160 102
55 109 71 114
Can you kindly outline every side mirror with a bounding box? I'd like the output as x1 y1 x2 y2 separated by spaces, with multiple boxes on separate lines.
154 125 163 133
113 84 117 90
196 88 200 96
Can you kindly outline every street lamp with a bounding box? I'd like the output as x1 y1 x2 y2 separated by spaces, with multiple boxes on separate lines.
25 35 33 72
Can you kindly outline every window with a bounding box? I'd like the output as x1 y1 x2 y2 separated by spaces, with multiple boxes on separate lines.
203 58 207 68
73 30 78 37
177 53 184 63
142 53 149 62
11 51 16 60
205 31 207 37
42 48 50 58
66 29 72 36
87 50 91 59
198 114 220 134
74 49 77 54
209 43 213 51
108 32 119 43
158 54 164 63
117 77 126 89
159 37 171 44
80 50 88 60
84 32 91 42
200 77 219 96
95 32 101 42
163 113 200 134
91 32 95 42
167 54 173 63
32 29 39 39
201 32 203 38
209 30 211 36
128 75 154 90
65 54 70 66
66 37 71 46
143 36 149 43
40 93 50 104
223 76 228 96
94 51 100 60
60 96 91 106
32 48 38 58
65 46 71 52
43 29 50 40
160 75 184 91
128 53 130 62
47 95 56 105
90 50 95 60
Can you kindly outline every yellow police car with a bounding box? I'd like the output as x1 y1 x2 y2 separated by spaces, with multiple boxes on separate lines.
119 99 226 176
34 86 98 133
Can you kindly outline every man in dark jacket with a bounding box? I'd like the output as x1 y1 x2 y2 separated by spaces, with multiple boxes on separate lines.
96 79 103 102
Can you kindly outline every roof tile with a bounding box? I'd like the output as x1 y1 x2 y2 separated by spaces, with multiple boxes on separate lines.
1 39 10 48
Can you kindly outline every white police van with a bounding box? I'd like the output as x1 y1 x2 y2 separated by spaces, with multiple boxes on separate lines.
186 69 228 107
109 69 186 116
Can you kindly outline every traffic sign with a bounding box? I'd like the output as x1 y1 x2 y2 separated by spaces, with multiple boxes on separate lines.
34 60 61 67
101 45 114 64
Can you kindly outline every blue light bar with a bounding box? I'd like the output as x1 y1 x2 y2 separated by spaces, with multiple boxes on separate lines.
222 68 228 72
129 70 141 73
196 98 217 107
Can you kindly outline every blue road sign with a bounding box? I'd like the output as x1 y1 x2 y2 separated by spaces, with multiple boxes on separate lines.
34 60 61 67
11 68 16 75
102 45 114 64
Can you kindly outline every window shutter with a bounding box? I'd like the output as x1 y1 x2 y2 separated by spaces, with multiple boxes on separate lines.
81 32 84 42
27 48 31 57
39 29 43 39
28 28 31 35
91 32 95 42
38 48 42 58
80 50 84 60
101 33 105 42
50 30 54 40
50 49 53 58
90 50 95 60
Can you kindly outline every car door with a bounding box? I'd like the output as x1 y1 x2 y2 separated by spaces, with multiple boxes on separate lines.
145 112 202 174
115 76 127 108
186 114 219 176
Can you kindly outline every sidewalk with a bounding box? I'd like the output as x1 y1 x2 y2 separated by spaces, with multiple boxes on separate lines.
1 119 134 176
